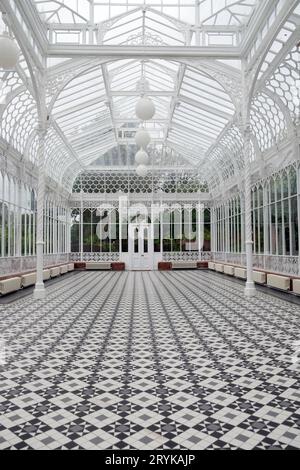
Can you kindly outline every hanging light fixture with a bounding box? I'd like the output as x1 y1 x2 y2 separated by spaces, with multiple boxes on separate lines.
135 96 155 121
135 128 151 148
135 62 154 177
0 32 19 69
136 164 148 177
135 149 149 165
135 61 155 121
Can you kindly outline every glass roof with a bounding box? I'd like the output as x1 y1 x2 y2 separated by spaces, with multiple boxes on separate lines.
34 1 259 27
1 0 299 194
53 64 115 165
48 56 235 176
27 1 257 184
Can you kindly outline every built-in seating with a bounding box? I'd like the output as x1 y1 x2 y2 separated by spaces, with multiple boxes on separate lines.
43 269 51 281
208 259 298 295
292 279 300 295
0 277 22 295
172 261 198 269
50 267 61 278
234 267 247 279
0 257 296 298
211 263 268 284
224 265 234 276
177 257 299 296
60 265 69 275
158 261 208 270
0 261 75 297
21 273 37 288
86 262 111 270
253 271 266 284
215 263 224 273
267 274 290 291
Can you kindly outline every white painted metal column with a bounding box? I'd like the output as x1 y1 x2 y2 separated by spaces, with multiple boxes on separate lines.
198 202 203 253
16 181 22 257
33 122 48 300
242 63 256 297
243 123 256 296
263 184 269 270
212 208 216 253
80 190 84 262
297 164 300 276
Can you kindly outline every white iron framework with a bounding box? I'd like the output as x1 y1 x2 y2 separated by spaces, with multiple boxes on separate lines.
0 0 299 297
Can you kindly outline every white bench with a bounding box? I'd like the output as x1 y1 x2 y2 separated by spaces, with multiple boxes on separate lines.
224 265 234 276
0 277 22 295
234 267 247 279
21 273 36 288
43 269 51 281
60 265 69 275
292 279 300 295
267 274 290 291
172 261 198 269
50 267 60 278
215 263 224 273
86 262 111 270
209 262 287 289
68 263 75 272
253 271 266 284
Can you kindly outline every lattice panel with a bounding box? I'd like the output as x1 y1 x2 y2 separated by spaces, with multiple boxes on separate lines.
251 92 287 152
70 252 120 262
266 45 300 125
0 90 36 144
207 124 245 189
0 72 23 106
163 252 211 261
73 170 208 194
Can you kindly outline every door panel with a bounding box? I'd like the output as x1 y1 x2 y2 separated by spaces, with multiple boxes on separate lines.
129 224 153 270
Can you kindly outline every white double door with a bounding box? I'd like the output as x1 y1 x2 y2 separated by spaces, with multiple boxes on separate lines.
129 223 154 270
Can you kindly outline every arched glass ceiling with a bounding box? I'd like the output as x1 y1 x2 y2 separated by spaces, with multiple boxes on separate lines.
34 0 259 26
33 0 259 49
257 11 299 82
49 58 235 176
0 0 298 194
52 64 115 165
170 66 235 158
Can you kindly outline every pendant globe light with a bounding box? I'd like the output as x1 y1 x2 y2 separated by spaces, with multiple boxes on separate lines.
135 128 151 148
136 164 148 178
135 62 155 121
135 149 149 165
135 97 155 121
0 32 19 69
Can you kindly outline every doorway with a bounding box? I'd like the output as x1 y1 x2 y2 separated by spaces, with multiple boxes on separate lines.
129 223 154 270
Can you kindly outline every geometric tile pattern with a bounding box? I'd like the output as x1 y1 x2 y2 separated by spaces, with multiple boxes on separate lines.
0 271 300 450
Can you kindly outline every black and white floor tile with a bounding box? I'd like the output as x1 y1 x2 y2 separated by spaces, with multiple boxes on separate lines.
0 271 299 450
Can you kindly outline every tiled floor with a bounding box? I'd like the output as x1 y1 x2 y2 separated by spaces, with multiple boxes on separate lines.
0 270 300 450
